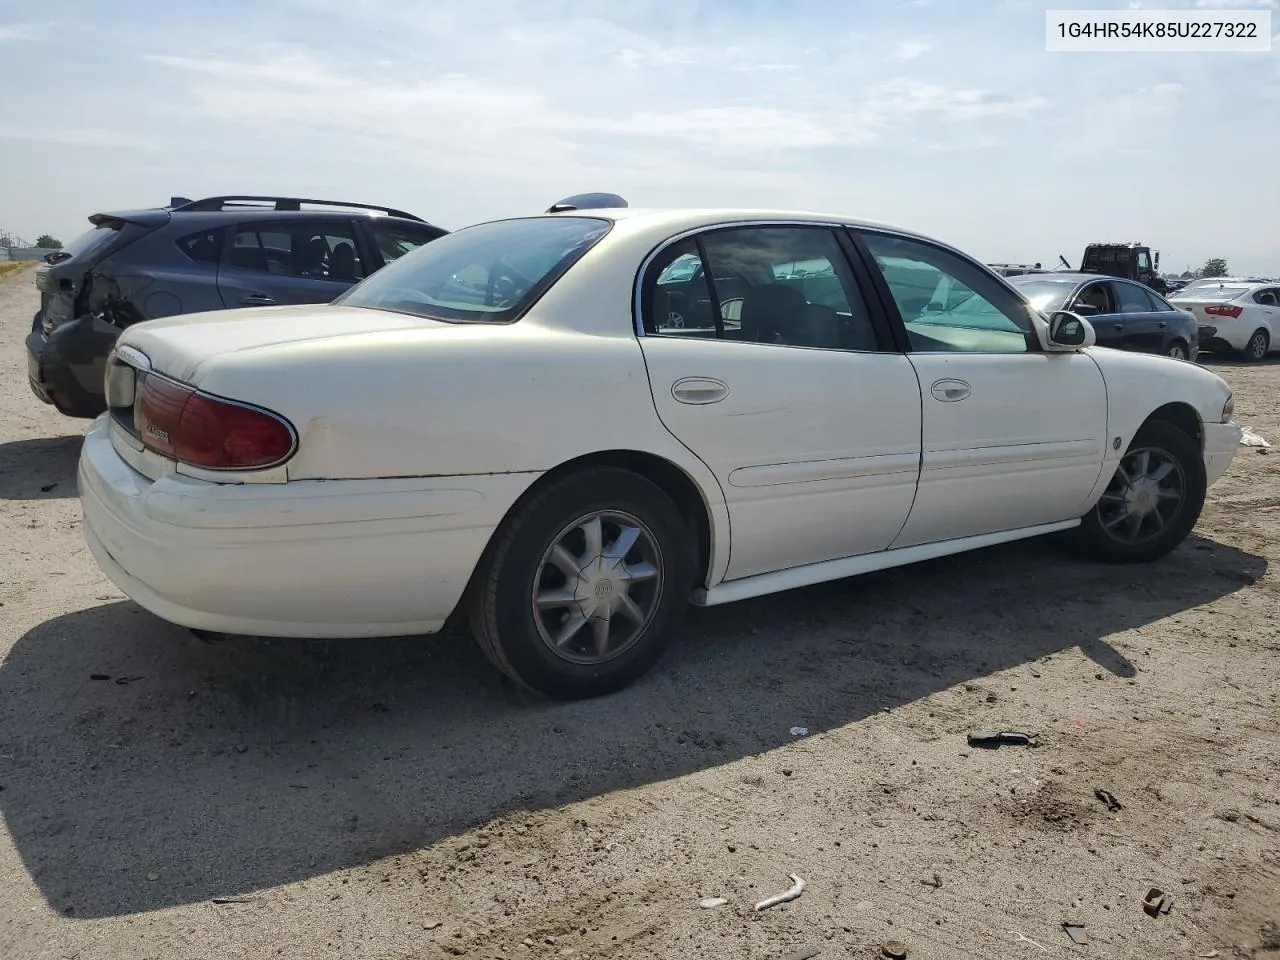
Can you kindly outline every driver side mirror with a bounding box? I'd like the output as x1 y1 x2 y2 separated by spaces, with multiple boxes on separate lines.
1047 310 1095 349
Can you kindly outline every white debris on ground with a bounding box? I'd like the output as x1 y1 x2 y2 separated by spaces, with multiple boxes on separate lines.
1240 427 1270 447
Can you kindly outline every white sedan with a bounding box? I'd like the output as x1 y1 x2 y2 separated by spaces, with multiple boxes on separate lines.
1171 279 1280 361
78 204 1242 699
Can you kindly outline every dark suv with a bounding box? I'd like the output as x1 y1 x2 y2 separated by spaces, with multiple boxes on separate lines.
26 195 446 418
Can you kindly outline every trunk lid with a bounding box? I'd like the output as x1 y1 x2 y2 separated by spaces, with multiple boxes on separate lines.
117 303 448 382
1172 300 1216 323
1170 295 1245 324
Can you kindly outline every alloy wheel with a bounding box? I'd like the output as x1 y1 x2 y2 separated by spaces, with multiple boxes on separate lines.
531 510 664 665
1248 331 1268 361
1094 447 1187 546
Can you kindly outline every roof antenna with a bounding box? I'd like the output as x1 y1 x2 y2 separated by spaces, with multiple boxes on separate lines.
547 192 628 213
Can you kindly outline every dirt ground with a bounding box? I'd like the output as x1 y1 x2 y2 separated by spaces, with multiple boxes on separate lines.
1 264 1277 960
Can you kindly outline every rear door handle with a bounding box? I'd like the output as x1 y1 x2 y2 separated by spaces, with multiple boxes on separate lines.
239 293 278 306
1157 321 1167 328
1113 324 1124 331
930 379 971 402
671 377 729 405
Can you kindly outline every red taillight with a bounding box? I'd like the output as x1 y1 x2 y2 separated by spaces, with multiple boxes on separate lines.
1205 304 1243 318
135 373 295 469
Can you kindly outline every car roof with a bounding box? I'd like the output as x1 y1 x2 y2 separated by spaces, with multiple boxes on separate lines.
1177 277 1269 288
1006 272 1100 285
546 206 907 229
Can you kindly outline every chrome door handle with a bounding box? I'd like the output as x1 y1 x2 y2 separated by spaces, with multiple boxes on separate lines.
930 379 970 402
671 377 729 405
239 293 278 306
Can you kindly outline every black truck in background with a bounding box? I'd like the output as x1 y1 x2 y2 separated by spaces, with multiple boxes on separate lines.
1060 242 1168 295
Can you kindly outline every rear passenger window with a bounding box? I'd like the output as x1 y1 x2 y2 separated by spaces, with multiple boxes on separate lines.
1114 281 1154 313
643 226 881 352
367 221 444 265
176 229 223 264
228 221 365 282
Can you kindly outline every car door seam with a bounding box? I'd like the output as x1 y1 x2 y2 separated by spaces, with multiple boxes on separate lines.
893 355 926 547
631 337 735 583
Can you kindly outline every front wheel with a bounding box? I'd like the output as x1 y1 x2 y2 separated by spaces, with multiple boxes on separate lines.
468 468 693 700
1075 421 1206 564
1244 328 1270 362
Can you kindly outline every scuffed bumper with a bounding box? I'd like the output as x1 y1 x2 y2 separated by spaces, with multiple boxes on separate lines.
78 416 538 638
1203 420 1243 488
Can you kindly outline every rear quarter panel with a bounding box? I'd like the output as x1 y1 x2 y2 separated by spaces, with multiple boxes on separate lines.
101 226 225 323
189 316 726 509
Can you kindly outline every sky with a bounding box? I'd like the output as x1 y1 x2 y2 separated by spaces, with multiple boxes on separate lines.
1 0 1277 275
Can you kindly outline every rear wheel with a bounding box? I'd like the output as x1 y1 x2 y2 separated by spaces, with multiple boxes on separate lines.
468 468 693 700
1166 341 1188 361
1076 421 1205 564
1244 328 1270 361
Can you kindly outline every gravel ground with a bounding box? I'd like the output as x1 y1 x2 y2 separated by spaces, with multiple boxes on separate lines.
1 264 1278 960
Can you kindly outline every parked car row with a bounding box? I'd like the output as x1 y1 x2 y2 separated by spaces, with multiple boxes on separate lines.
26 195 446 418
72 195 1242 699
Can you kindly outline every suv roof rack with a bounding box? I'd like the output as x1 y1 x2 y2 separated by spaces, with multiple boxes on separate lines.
171 195 425 222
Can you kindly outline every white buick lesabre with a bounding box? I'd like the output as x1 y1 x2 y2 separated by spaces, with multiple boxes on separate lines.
78 204 1242 699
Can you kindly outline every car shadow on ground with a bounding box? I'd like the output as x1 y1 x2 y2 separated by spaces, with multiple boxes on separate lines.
0 532 1265 919
0 435 85 500
1200 353 1280 369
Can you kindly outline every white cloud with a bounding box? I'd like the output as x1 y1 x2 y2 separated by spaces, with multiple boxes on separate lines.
146 48 1046 182
0 126 144 149
1194 0 1274 7
0 24 35 41
1147 82 1186 95
892 41 933 61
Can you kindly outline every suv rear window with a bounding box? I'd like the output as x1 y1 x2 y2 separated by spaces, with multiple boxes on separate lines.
337 216 611 323
368 221 445 265
61 223 123 262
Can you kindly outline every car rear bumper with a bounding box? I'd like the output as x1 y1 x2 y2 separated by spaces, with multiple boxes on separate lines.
25 320 109 418
1203 420 1242 488
78 416 538 638
1199 319 1255 353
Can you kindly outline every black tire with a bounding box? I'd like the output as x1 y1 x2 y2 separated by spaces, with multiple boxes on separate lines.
1075 420 1206 564
1166 341 1188 361
468 468 693 700
1244 328 1270 362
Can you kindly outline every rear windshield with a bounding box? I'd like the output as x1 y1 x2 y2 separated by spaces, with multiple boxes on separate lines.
1172 284 1251 302
61 223 123 261
336 216 611 323
1084 247 1131 264
1007 279 1079 313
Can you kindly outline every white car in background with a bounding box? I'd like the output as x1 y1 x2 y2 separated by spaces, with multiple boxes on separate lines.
78 202 1242 699
1171 280 1280 361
